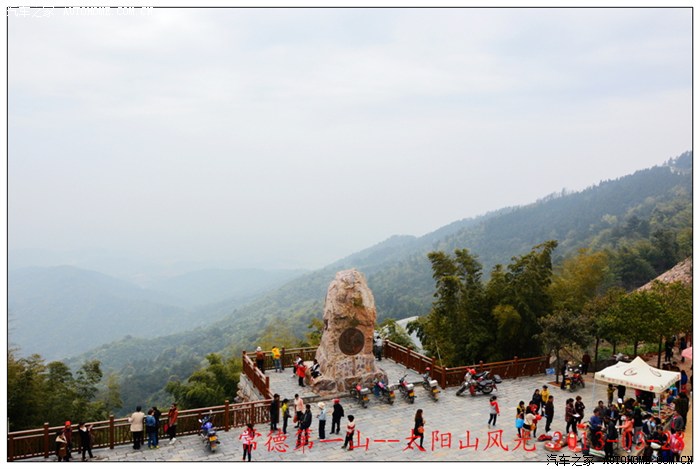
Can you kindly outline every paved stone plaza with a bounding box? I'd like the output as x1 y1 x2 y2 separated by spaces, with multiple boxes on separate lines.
22 356 693 463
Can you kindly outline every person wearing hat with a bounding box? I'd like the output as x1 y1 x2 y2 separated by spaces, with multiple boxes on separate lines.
63 421 73 460
255 347 265 374
317 402 327 439
331 399 344 435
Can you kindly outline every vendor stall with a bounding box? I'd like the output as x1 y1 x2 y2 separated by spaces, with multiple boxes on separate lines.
594 356 681 423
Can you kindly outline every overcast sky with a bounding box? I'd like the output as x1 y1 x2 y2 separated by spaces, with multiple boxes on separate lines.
7 6 692 272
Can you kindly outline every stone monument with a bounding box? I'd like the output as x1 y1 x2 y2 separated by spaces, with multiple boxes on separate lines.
312 269 387 395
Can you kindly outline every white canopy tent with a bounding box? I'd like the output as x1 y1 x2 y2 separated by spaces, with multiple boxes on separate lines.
594 356 680 393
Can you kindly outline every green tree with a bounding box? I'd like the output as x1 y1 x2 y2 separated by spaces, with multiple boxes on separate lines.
537 309 592 383
166 353 241 409
378 318 414 349
550 249 610 313
617 290 664 356
43 361 78 426
408 249 490 366
584 287 627 369
647 281 692 368
98 373 123 416
491 240 558 359
7 351 46 431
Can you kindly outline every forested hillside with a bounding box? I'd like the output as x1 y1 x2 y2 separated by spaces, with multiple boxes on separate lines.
65 152 692 415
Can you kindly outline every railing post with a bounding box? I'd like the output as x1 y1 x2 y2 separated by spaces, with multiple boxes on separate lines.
406 346 412 369
513 356 519 378
9 431 15 461
224 400 230 432
109 414 115 449
43 422 50 460
281 347 286 370
441 366 447 389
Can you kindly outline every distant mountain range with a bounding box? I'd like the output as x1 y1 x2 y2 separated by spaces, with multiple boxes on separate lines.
8 266 305 360
10 151 692 413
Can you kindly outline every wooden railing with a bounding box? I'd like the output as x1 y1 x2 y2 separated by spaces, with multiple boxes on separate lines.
6 399 273 462
9 342 548 461
383 341 549 389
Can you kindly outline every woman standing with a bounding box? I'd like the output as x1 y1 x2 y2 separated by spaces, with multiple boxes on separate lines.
77 422 94 460
317 402 327 440
270 394 280 432
574 396 586 426
565 398 577 435
241 423 255 461
167 403 178 444
515 402 525 438
531 389 542 414
296 361 307 387
410 409 425 449
281 399 290 434
128 406 145 450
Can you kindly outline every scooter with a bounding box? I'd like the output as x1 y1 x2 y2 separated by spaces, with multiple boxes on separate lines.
350 382 371 408
373 378 395 405
456 369 500 396
198 413 220 452
422 368 440 401
567 365 585 392
398 374 415 404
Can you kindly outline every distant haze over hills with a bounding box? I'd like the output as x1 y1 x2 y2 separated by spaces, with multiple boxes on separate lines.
8 152 692 372
8 266 305 360
51 151 691 413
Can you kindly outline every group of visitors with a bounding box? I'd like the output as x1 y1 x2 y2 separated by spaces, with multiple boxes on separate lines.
126 403 178 451
54 421 94 462
665 335 689 363
253 392 352 459
514 385 552 439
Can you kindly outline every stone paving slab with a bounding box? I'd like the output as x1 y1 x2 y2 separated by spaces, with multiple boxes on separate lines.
22 358 692 463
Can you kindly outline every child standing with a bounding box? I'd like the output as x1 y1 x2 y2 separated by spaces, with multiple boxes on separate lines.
515 403 525 437
342 415 355 451
488 396 500 426
241 423 255 462
540 385 550 415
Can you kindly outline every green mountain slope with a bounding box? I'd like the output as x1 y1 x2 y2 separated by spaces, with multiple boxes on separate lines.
66 151 692 414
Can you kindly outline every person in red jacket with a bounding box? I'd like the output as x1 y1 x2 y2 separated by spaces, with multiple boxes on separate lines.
296 361 306 387
488 396 500 426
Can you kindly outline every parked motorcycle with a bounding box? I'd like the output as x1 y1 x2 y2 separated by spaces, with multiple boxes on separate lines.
350 382 371 408
373 378 395 405
422 368 440 401
398 374 416 404
456 369 500 396
566 365 585 392
198 412 220 452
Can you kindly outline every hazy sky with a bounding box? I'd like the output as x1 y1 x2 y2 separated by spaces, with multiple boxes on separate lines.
7 6 692 271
